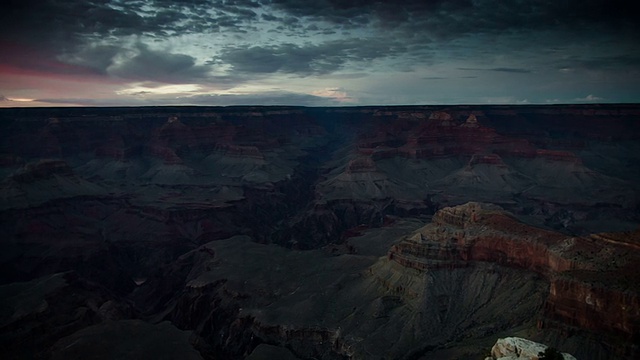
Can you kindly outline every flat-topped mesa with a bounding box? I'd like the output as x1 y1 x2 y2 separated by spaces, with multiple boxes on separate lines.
10 159 75 183
390 202 583 274
345 157 377 174
431 201 500 228
387 202 640 343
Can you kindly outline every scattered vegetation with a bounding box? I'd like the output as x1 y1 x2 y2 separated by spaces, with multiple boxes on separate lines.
538 346 564 360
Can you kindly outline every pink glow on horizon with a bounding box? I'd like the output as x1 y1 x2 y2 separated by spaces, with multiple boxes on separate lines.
0 41 131 106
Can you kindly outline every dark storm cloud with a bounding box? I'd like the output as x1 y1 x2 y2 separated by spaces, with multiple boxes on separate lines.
218 38 406 75
3 0 637 57
0 0 271 83
2 0 638 105
59 45 123 76
3 0 636 79
263 0 372 27
266 0 639 36
2 1 148 47
0 0 257 61
108 43 211 82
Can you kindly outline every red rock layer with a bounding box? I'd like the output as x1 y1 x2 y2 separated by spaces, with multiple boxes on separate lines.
545 276 640 339
356 110 543 160
388 202 640 340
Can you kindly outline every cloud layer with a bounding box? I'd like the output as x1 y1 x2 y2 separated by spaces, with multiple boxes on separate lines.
1 0 638 106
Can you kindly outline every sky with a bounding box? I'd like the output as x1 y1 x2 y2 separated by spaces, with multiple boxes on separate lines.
0 0 639 107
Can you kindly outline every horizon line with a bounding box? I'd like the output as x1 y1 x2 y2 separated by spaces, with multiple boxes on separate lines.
1 102 640 110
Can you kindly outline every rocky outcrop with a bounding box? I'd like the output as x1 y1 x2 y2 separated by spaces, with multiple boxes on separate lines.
388 202 640 356
0 272 135 359
487 337 576 360
545 275 640 340
461 113 480 128
388 202 580 273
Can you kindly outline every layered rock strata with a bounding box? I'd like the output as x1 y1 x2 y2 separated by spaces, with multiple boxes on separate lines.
388 203 640 350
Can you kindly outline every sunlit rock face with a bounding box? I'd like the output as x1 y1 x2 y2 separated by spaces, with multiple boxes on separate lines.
0 104 639 359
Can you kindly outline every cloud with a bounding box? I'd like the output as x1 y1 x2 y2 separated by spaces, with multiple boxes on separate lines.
57 45 122 76
116 83 202 96
458 67 532 74
267 0 372 27
490 67 532 74
268 0 639 37
35 90 346 107
218 38 406 75
310 87 355 103
0 96 35 104
2 0 640 106
0 1 261 68
564 54 640 72
106 43 212 82
183 91 345 106
575 94 603 102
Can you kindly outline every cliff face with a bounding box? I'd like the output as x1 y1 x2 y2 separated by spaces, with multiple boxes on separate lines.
389 203 580 273
546 276 640 339
387 202 640 357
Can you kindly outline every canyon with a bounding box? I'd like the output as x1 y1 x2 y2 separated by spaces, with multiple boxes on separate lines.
0 105 639 359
